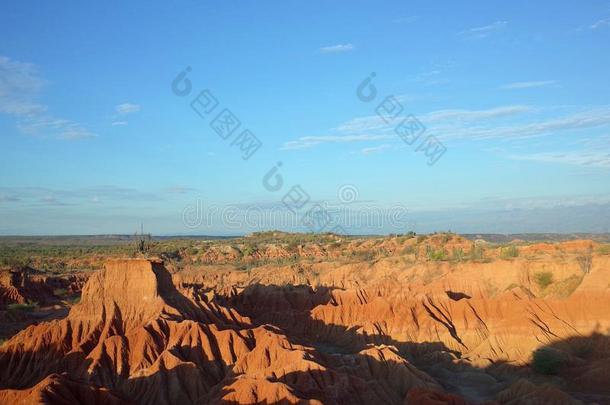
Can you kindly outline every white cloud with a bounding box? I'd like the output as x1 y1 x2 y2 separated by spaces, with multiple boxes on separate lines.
0 55 96 140
590 17 610 30
334 115 389 134
461 21 507 38
423 105 532 122
0 185 161 204
333 105 531 135
361 144 391 155
111 121 128 126
319 43 355 53
115 103 141 115
0 56 47 116
501 80 557 90
510 152 610 168
58 125 96 140
282 134 393 150
17 116 95 140
283 104 610 151
436 107 610 141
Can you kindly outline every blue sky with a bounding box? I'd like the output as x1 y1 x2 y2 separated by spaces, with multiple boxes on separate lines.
1 0 610 235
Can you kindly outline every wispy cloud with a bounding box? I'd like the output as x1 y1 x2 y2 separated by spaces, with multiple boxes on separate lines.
333 105 531 135
461 21 507 38
413 69 450 86
115 103 141 115
0 56 47 116
0 185 167 206
590 17 610 30
501 80 557 90
282 134 393 150
163 186 196 194
510 152 610 168
283 105 610 151
17 116 96 140
319 43 355 54
361 144 391 155
386 106 610 142
423 105 533 122
112 103 140 126
0 55 96 140
0 195 20 203
334 115 389 134
436 107 610 141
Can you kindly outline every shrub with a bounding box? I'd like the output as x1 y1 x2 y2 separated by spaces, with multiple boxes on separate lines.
570 339 594 359
534 271 554 289
543 274 583 298
470 244 485 260
500 245 519 259
416 235 427 244
53 288 68 297
451 248 465 262
241 245 258 257
531 348 566 375
402 245 416 255
426 246 447 261
350 250 376 262
7 302 39 312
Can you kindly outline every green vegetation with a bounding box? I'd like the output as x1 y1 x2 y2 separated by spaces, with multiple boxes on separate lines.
53 288 68 297
348 250 376 262
500 245 519 259
0 236 237 271
244 231 343 245
534 271 554 289
240 244 259 257
595 244 610 255
425 246 447 261
395 232 416 244
543 274 583 298
531 348 566 375
7 302 39 312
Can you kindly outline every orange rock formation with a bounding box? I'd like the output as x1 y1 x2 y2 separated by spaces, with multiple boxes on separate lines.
1 236 609 404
